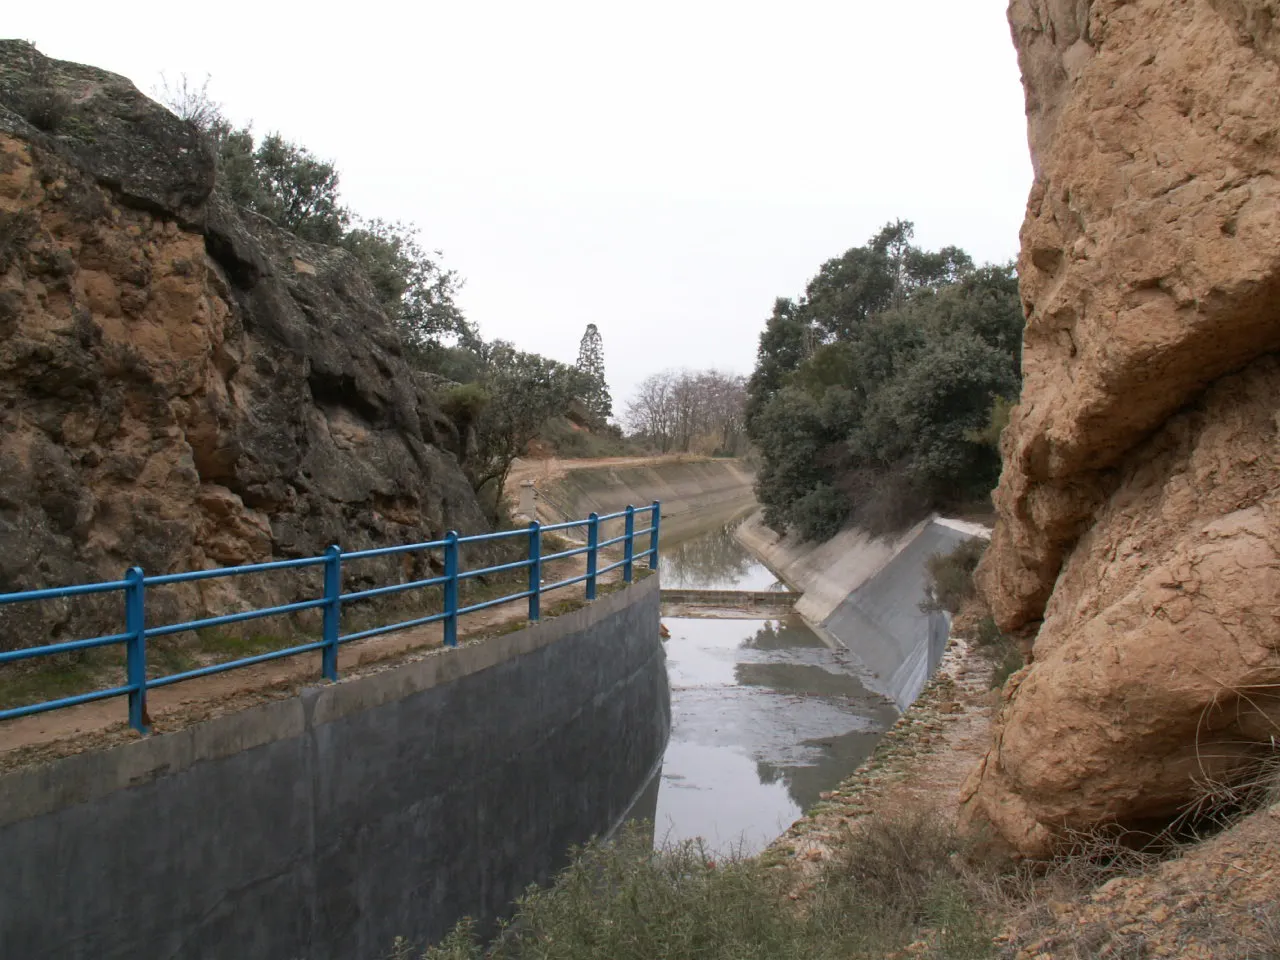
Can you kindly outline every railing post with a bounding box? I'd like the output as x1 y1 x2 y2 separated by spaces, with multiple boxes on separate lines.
322 545 342 681
623 505 635 583
649 501 661 570
124 566 148 734
444 531 459 647
586 512 599 601
528 521 542 621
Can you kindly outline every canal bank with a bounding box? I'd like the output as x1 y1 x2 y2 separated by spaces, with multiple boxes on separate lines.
736 511 989 709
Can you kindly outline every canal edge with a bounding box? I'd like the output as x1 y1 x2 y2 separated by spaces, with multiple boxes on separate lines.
758 631 994 873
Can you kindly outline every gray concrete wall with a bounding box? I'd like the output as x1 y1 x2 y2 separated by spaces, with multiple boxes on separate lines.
0 577 668 960
821 522 967 709
738 512 986 709
536 459 756 543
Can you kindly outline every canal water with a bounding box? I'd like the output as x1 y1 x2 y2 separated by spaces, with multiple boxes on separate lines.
651 520 899 854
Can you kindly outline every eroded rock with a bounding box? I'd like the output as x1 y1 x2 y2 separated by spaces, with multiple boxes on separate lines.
0 41 485 650
963 1 1280 853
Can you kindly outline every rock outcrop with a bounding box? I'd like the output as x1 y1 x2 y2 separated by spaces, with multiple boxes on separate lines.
0 42 486 649
962 1 1280 853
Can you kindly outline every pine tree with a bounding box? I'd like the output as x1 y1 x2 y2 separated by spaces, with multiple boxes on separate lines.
575 324 612 423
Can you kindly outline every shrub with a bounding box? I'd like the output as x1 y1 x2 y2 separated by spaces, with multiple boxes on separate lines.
790 483 851 541
922 537 986 615
415 810 994 960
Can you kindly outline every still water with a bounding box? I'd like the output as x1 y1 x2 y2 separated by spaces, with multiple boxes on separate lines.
651 521 898 854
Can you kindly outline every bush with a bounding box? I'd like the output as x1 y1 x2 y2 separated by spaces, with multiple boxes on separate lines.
922 537 986 615
790 483 851 541
414 810 994 960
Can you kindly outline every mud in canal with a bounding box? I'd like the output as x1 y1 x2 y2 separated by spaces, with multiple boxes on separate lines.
649 520 898 854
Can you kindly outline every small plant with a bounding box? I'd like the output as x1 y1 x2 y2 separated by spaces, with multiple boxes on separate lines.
19 45 72 132
409 808 995 960
922 537 987 615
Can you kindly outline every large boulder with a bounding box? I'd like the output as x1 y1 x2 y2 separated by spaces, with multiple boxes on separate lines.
0 41 486 648
962 2 1280 853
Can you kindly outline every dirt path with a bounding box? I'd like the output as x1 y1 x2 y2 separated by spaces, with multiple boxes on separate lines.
504 454 705 494
0 557 626 771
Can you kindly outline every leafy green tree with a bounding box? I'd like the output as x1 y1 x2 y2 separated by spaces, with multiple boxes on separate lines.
745 298 810 435
249 134 348 243
464 342 593 511
746 221 1023 539
340 218 475 361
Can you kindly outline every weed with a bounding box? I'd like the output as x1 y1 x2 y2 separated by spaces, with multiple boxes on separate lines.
412 809 995 960
922 538 987 615
0 656 106 710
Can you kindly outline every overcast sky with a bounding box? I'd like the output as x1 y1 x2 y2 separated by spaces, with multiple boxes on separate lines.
10 1 1032 411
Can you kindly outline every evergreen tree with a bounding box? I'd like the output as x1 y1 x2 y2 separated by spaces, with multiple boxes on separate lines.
575 324 612 423
745 221 1023 538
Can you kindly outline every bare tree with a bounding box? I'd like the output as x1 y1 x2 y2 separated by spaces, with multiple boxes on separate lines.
625 369 748 455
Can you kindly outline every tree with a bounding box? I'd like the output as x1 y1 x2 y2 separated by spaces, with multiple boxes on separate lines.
250 134 348 244
340 218 475 361
465 342 592 512
574 324 612 424
625 369 748 455
157 77 474 366
746 221 1024 538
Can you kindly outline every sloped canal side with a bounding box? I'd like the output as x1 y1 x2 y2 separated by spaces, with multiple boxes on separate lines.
651 521 899 854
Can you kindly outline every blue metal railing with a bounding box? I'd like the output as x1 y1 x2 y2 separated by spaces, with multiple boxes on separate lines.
0 502 661 732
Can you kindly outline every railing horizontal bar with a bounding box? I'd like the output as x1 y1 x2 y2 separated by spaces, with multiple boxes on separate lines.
542 573 590 592
457 591 534 616
339 611 448 645
146 556 325 586
455 528 529 545
0 683 134 721
343 539 448 561
457 558 533 581
341 575 449 604
0 502 662 727
540 546 591 562
0 631 131 664
538 519 588 533
0 579 129 605
147 641 327 688
146 598 328 639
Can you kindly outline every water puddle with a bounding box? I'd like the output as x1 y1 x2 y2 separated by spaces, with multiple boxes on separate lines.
648 521 899 854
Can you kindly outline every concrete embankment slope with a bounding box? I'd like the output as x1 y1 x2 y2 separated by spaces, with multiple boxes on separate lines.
738 513 987 709
532 458 756 541
0 578 668 960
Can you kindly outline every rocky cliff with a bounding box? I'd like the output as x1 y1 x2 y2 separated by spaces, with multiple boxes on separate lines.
0 42 486 649
962 1 1280 853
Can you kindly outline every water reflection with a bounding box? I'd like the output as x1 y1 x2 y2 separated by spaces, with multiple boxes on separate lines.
652 614 897 855
660 520 781 591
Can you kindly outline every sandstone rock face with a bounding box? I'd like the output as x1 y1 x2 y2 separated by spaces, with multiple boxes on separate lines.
963 1 1280 853
0 42 486 649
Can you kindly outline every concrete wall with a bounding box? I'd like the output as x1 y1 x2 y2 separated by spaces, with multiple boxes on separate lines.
536 459 756 543
0 577 668 960
738 513 986 709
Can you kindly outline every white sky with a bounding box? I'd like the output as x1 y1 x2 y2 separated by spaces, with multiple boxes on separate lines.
9 1 1032 410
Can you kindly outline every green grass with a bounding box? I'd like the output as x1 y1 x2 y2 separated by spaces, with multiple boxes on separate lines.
0 656 106 710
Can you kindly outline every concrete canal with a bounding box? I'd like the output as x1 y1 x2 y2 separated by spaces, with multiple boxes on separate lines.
651 520 899 854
